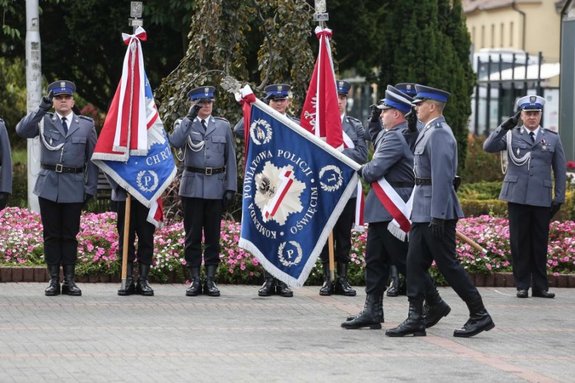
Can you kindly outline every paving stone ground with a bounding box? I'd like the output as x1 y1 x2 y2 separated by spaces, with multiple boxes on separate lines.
0 283 573 382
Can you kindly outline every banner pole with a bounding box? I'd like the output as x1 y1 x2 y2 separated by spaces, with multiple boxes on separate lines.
120 195 132 290
456 229 488 254
328 232 335 281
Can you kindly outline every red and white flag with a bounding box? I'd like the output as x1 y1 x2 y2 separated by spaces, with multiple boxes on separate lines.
91 27 176 227
372 178 414 241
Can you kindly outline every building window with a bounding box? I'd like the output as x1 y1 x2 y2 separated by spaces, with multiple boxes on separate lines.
472 26 476 47
500 23 504 47
481 25 485 48
491 24 495 48
510 22 514 46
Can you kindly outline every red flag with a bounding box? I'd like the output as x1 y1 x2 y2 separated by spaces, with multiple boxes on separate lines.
300 27 343 149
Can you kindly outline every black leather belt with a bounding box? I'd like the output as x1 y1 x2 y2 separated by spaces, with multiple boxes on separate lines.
186 166 225 175
42 164 84 174
388 181 415 188
415 178 432 185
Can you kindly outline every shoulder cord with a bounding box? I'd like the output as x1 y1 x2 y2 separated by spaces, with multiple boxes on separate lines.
503 129 530 172
39 120 65 163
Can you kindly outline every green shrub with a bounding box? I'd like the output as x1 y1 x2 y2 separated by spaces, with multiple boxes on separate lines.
461 134 504 183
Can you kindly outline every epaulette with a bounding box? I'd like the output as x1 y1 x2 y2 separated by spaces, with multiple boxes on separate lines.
79 115 94 122
346 116 361 124
214 116 229 123
542 127 558 135
434 121 444 129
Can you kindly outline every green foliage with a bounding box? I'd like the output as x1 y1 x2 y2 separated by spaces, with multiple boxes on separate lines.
376 0 474 172
460 198 508 217
458 181 502 200
0 57 27 146
461 134 504 183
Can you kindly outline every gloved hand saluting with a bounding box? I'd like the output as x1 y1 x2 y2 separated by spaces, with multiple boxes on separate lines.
429 218 445 238
369 104 382 123
406 106 418 133
501 110 521 131
39 90 54 112
222 190 235 210
187 103 202 121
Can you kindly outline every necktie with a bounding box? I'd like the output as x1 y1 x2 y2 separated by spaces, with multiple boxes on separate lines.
201 119 207 131
62 117 68 134
529 131 535 143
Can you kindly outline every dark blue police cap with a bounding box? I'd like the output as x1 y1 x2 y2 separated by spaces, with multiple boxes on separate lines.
48 80 76 96
376 85 413 114
187 86 216 101
336 80 351 96
412 84 450 104
394 83 417 97
264 84 291 100
516 95 545 111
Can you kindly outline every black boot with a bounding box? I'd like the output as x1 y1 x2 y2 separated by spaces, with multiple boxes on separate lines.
319 264 333 296
385 298 426 337
44 264 61 296
185 267 202 296
334 263 356 296
453 296 495 338
61 264 82 296
203 264 221 297
118 262 136 296
423 288 451 328
276 279 293 297
258 272 275 297
346 293 384 323
386 265 400 297
136 263 154 296
341 293 383 329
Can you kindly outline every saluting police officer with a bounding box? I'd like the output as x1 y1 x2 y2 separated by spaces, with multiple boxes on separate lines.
318 80 367 297
484 95 566 299
16 80 98 296
169 86 237 297
0 118 12 211
342 86 450 330
386 85 494 338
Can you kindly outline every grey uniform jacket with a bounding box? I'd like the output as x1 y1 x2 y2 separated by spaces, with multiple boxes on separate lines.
0 119 13 193
411 116 464 223
362 122 414 223
16 110 98 203
483 124 566 207
342 116 368 199
169 115 237 199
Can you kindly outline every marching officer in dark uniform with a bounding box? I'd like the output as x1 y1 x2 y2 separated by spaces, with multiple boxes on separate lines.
108 178 156 296
16 80 98 296
169 86 237 297
342 86 450 330
0 118 12 211
386 85 494 338
484 95 566 299
319 80 367 297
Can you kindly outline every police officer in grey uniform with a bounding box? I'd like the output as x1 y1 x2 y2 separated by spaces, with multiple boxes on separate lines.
342 86 450 330
169 86 237 297
16 80 98 296
484 95 566 299
318 80 367 297
386 85 494 338
108 178 155 296
0 118 12 211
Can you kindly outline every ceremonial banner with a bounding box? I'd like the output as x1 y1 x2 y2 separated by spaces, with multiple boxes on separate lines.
300 27 343 149
239 89 360 287
91 27 176 226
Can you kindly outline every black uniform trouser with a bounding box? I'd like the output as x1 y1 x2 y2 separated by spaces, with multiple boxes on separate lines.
114 199 155 266
39 197 83 266
407 221 479 303
182 197 223 268
320 198 355 264
366 221 437 296
508 202 551 291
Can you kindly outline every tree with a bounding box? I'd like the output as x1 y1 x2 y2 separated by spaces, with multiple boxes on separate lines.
155 0 315 128
376 0 474 170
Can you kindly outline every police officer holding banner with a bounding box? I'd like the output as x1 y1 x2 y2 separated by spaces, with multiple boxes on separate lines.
169 86 237 297
318 80 367 297
0 118 12 211
386 85 495 338
342 86 450 330
483 95 566 299
16 80 98 296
